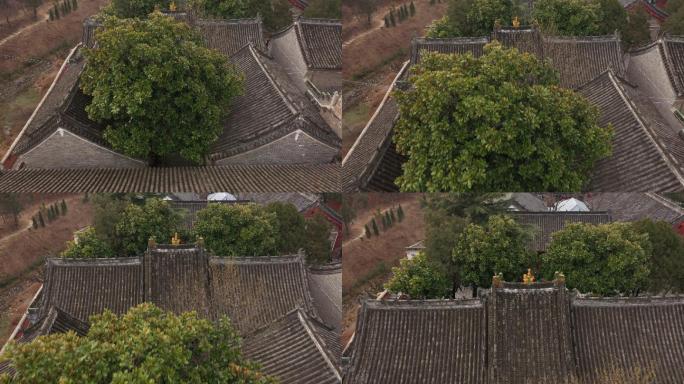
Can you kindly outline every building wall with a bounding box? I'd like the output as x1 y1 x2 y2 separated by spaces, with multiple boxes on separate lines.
309 70 341 93
16 129 146 169
270 28 309 93
215 130 338 165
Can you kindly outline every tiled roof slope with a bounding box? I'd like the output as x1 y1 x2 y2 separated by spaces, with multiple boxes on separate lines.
17 306 90 343
542 35 625 88
208 255 317 333
409 37 489 64
510 211 612 251
196 18 266 57
243 309 341 384
579 71 684 192
661 36 684 96
144 246 211 316
487 283 575 382
40 258 144 322
209 44 339 161
345 300 486 384
292 18 341 70
237 192 318 212
492 27 543 57
342 62 408 192
572 297 684 383
346 284 684 383
586 192 684 223
0 164 341 193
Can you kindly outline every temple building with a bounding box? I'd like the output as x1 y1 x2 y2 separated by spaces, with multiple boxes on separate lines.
0 242 341 384
343 278 684 383
343 27 684 193
0 15 341 192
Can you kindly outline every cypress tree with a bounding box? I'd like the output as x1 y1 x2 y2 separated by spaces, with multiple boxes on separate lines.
372 218 379 236
32 216 38 229
384 15 389 28
390 208 396 223
398 205 404 222
38 212 45 227
390 8 396 26
61 199 67 215
365 224 371 238
410 1 415 16
72 0 77 10
49 9 54 21
385 211 392 226
54 5 60 19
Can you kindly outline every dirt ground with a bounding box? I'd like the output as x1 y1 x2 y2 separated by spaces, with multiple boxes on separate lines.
342 194 425 346
0 194 93 347
341 0 447 156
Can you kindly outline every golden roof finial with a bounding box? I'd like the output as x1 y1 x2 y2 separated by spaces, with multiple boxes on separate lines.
171 232 181 245
169 1 177 11
554 271 566 286
512 16 520 29
492 272 504 288
523 268 535 285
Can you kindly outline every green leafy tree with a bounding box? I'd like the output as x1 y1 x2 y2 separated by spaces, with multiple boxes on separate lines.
303 213 332 265
532 0 600 36
0 303 274 384
426 0 513 38
61 227 115 259
385 252 451 298
265 202 306 253
393 43 611 192
193 203 278 256
452 215 533 294
92 194 131 253
81 14 243 164
664 0 684 35
107 0 171 18
542 222 651 295
303 0 342 18
631 219 684 293
191 0 293 32
621 7 650 49
115 198 182 256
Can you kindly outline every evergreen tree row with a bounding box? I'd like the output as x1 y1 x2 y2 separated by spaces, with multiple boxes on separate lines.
49 0 78 21
384 2 416 28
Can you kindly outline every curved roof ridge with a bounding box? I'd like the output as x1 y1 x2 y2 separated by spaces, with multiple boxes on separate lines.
296 17 342 25
209 254 302 263
196 17 262 25
543 34 621 42
364 298 483 309
47 256 142 266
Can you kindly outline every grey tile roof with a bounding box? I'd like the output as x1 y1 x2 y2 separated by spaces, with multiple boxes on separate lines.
236 192 319 212
661 36 684 96
292 18 341 70
17 306 90 343
342 62 408 192
346 284 684 383
209 44 339 162
572 296 684 383
585 193 684 223
243 309 341 384
492 27 543 57
196 18 266 57
208 255 318 333
40 257 145 322
510 211 613 251
510 193 548 212
578 71 684 192
542 34 625 89
0 164 341 193
345 299 486 383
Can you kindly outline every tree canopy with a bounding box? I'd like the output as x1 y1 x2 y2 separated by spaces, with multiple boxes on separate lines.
303 213 332 265
0 303 273 384
115 198 182 256
385 252 451 298
61 227 115 259
189 0 293 31
81 13 243 164
631 219 684 294
106 0 171 18
532 0 601 35
393 43 611 192
303 0 342 18
452 214 533 290
265 201 306 254
426 0 515 38
664 0 684 35
193 203 278 256
542 222 651 295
